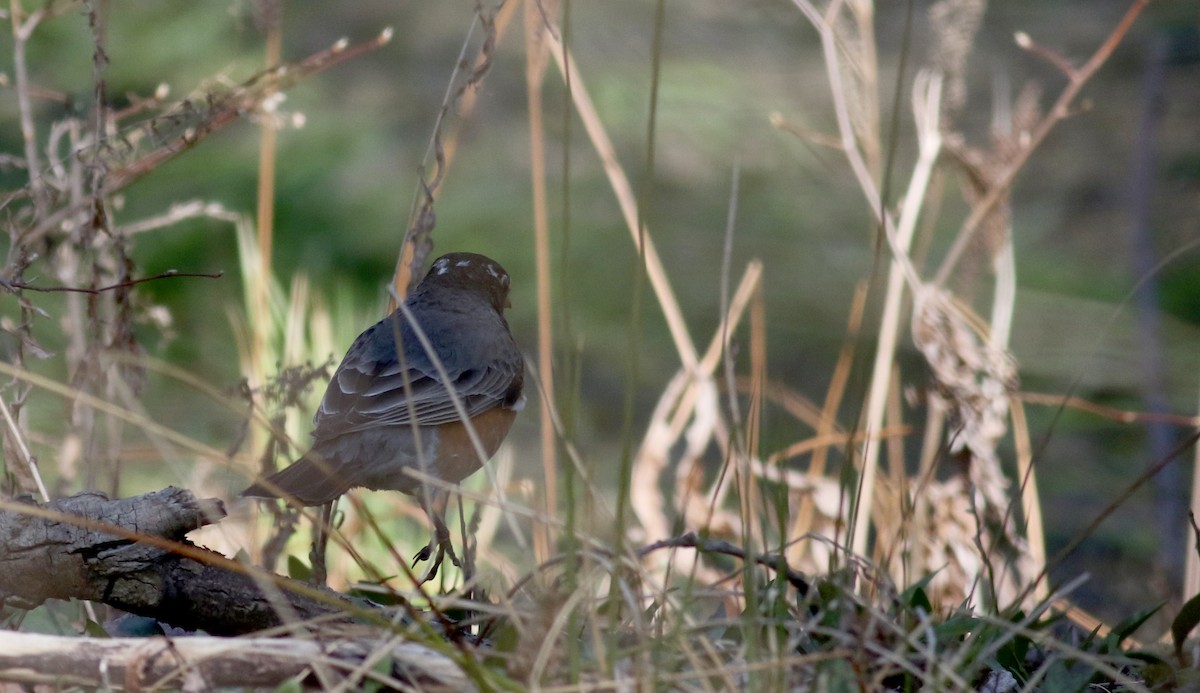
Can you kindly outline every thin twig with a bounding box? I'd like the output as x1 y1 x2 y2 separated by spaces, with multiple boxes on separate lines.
1026 429 1200 607
2 270 223 295
0 394 48 501
934 0 1150 286
116 200 241 235
638 532 810 595
1017 391 1200 428
10 4 47 216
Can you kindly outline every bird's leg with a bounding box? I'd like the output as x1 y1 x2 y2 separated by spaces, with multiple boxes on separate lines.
411 490 463 583
412 502 450 583
309 500 336 585
411 488 446 566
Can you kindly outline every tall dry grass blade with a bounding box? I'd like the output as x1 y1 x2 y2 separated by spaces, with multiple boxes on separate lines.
524 0 560 568
786 282 865 569
544 28 698 370
850 72 944 556
1010 398 1046 602
253 4 282 393
745 277 767 546
885 365 906 486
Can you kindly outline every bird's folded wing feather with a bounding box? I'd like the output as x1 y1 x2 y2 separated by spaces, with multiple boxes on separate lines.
313 356 516 438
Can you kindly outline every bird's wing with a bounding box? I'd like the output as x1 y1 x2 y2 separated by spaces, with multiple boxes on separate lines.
312 342 519 439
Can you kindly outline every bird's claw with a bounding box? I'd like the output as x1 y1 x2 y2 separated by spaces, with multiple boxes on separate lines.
412 543 434 566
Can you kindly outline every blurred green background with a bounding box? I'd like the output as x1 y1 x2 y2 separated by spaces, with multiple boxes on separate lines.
1 0 1199 624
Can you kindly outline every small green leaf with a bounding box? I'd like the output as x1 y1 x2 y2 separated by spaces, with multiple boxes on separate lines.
1040 659 1092 693
1110 603 1162 644
273 675 304 693
1173 593 1200 658
363 654 394 693
899 574 936 612
287 555 312 582
933 614 978 642
83 619 110 638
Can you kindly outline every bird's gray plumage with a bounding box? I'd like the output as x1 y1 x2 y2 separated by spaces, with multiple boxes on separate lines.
241 252 524 505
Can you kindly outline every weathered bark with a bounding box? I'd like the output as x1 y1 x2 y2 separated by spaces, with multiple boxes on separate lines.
0 631 470 691
0 487 360 635
0 488 477 689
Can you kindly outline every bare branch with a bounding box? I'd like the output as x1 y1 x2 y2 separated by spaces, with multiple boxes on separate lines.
2 269 223 295
0 488 368 635
934 0 1150 286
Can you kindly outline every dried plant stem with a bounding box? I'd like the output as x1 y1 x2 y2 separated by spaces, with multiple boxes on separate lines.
633 264 762 544
793 0 921 290
989 232 1015 347
989 218 1046 601
744 283 767 542
1010 399 1046 601
253 8 283 401
524 0 558 567
786 283 865 568
0 395 48 501
544 28 698 370
10 3 47 216
1017 392 1200 428
934 0 1151 286
851 73 943 556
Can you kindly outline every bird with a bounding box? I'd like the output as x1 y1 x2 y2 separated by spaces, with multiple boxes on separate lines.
241 252 524 574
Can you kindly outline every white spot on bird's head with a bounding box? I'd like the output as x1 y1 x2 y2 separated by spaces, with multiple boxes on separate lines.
455 259 471 267
434 258 450 275
486 264 500 279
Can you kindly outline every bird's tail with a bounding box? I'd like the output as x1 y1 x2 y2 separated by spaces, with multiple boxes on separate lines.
240 452 355 506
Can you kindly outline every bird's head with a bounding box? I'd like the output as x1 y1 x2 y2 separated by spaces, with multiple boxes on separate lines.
421 252 513 313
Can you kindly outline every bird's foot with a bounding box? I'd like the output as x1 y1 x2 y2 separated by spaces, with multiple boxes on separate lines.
412 542 434 566
411 521 463 583
415 542 446 583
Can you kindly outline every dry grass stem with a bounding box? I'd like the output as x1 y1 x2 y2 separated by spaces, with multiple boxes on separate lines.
525 0 560 568
850 71 943 556
544 27 698 370
934 0 1151 286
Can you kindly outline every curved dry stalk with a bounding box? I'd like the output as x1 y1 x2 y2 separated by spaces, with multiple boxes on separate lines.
543 27 698 371
851 72 945 557
393 3 511 297
629 264 762 571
